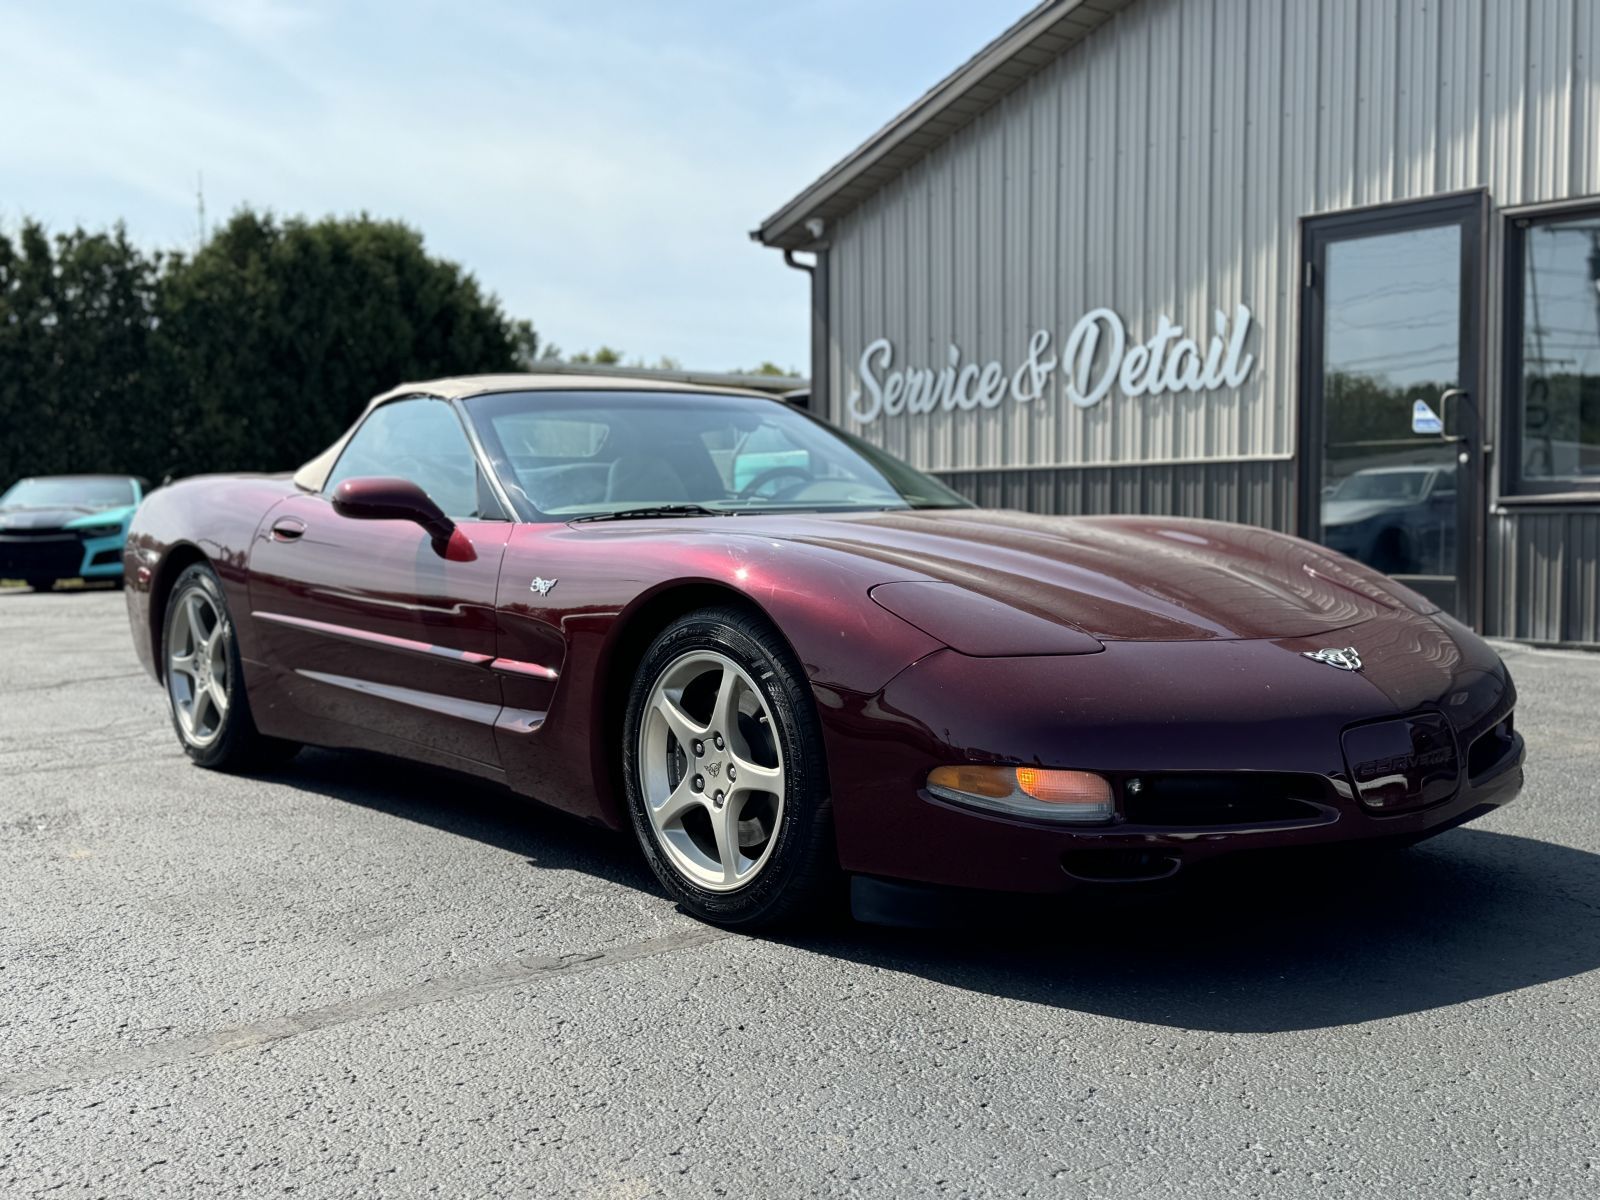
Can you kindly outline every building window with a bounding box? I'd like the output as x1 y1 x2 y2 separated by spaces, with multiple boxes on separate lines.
1506 204 1600 497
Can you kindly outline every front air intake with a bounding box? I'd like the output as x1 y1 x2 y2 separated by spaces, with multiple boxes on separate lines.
1120 773 1330 827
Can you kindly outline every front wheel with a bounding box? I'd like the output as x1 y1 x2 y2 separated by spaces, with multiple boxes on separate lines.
622 606 836 930
162 563 299 771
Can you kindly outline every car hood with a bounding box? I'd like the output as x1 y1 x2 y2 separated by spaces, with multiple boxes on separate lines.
0 506 90 531
1322 498 1410 527
63 504 137 531
736 509 1414 642
0 504 136 532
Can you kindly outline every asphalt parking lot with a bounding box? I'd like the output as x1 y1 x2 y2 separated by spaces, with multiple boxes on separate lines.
1 588 1597 1198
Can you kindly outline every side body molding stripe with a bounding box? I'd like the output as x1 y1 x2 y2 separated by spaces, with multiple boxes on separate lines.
253 611 560 680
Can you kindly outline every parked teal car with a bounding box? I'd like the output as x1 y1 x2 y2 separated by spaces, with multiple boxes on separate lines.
0 475 146 591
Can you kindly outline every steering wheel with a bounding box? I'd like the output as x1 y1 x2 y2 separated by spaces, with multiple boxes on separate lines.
735 465 815 501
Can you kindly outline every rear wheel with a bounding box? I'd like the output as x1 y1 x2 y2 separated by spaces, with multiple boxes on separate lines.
162 563 299 771
24 577 54 592
622 606 836 929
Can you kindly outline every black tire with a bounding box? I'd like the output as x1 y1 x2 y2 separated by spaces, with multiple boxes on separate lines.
622 606 837 930
25 577 54 592
161 563 300 772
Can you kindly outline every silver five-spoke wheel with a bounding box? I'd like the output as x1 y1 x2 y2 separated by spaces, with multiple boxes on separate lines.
166 588 230 748
638 650 785 892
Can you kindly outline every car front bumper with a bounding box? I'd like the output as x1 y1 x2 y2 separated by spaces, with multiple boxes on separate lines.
825 610 1523 895
0 530 126 580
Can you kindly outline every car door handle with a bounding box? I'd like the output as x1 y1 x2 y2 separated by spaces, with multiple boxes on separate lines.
269 517 307 542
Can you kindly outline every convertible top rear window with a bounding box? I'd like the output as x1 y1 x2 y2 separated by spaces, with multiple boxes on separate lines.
465 390 971 521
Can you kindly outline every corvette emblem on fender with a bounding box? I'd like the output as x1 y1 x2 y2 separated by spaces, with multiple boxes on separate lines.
1303 646 1363 672
530 577 558 595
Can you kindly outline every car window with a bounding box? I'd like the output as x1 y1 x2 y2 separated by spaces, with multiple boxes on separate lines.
467 390 972 518
1333 471 1428 502
494 414 610 459
717 423 812 493
326 397 481 520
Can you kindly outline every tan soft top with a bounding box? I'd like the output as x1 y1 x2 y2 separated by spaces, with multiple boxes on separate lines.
292 372 772 493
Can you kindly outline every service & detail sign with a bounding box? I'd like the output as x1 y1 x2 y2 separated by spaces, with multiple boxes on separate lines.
846 304 1257 425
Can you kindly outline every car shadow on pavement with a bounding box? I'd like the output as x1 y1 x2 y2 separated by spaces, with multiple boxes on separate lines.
790 829 1600 1032
272 747 662 896
271 748 1598 1034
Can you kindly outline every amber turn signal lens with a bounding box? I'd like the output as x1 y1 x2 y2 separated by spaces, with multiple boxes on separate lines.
926 764 1014 799
1014 767 1113 806
925 764 1114 823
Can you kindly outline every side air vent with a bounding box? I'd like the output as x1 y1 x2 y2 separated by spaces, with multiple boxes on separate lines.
1467 716 1518 781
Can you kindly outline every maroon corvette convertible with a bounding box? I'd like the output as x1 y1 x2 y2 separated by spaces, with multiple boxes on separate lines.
123 375 1525 927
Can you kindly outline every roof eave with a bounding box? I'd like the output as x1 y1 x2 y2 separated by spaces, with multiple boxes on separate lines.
754 0 1128 250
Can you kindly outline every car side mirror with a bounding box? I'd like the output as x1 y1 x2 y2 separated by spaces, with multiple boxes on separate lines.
331 477 455 542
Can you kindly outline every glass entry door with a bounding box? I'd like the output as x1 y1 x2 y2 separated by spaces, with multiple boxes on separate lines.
1299 195 1485 624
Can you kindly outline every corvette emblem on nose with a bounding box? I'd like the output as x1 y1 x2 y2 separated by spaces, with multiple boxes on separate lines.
1303 646 1363 672
529 577 557 596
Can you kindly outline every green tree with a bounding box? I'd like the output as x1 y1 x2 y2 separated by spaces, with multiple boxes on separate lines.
737 361 799 377
0 222 166 485
569 345 625 366
0 209 534 484
157 210 526 477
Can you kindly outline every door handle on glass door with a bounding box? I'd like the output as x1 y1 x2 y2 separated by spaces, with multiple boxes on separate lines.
1437 389 1475 445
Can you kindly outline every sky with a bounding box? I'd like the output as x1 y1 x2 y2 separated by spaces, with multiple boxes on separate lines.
0 0 1027 374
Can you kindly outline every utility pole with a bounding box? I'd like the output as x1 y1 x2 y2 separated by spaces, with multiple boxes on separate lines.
196 171 207 248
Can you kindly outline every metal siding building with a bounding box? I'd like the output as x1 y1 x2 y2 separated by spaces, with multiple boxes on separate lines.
759 0 1600 647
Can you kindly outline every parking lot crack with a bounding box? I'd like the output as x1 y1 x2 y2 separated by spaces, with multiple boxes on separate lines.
0 927 726 1100
6 669 146 695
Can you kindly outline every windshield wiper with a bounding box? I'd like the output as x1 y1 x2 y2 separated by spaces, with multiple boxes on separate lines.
570 503 728 524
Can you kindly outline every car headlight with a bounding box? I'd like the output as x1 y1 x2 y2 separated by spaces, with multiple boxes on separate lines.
927 764 1114 823
77 523 123 538
870 581 1103 656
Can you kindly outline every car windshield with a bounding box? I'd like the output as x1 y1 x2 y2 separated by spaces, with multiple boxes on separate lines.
0 477 136 509
467 390 972 519
1331 470 1430 502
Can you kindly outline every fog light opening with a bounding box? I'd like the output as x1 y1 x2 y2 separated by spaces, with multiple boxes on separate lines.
927 764 1114 823
1062 849 1182 884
